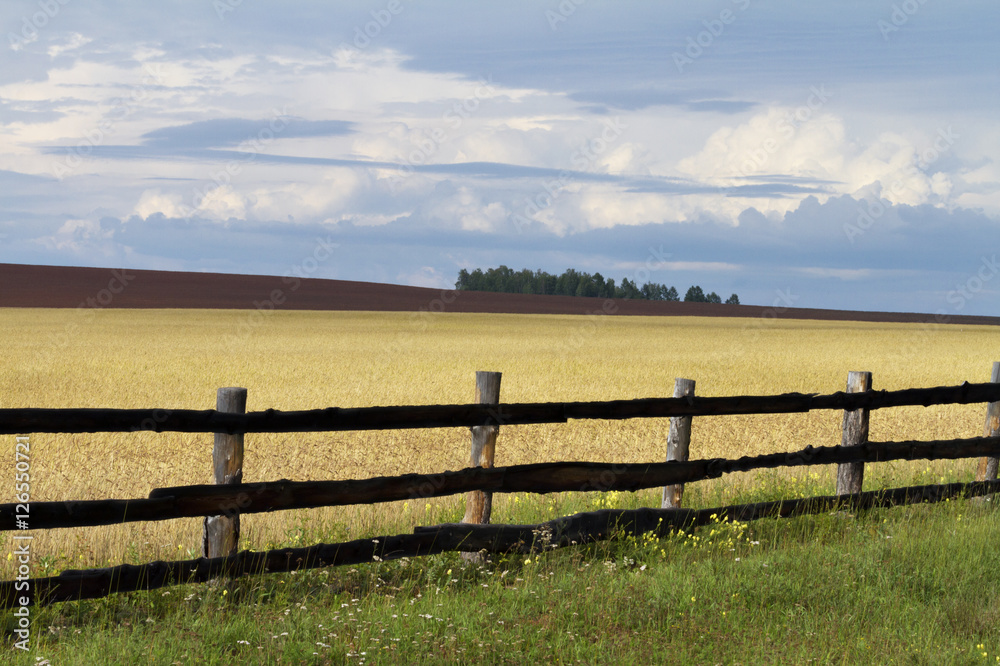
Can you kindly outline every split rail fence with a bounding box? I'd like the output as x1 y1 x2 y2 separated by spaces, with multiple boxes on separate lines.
2 363 1000 607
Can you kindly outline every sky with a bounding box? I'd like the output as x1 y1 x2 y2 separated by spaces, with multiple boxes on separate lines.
0 0 998 315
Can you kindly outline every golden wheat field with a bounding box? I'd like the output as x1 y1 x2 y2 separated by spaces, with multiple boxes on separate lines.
0 307 997 574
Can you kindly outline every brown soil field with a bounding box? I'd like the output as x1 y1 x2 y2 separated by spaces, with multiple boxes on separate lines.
1 262 997 325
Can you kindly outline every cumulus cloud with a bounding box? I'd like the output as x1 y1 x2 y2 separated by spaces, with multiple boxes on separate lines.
36 217 120 257
674 106 968 222
396 266 452 289
133 189 188 220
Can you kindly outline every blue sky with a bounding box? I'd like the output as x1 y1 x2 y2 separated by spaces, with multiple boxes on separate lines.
1 0 998 314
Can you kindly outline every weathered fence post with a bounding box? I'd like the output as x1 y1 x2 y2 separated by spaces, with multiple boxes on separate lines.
836 371 871 495
202 387 247 559
662 378 696 508
461 371 501 565
463 371 502 527
975 361 1000 482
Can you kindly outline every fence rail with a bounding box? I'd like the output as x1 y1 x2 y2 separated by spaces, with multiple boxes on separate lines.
2 366 999 607
3 436 999 533
3 479 999 606
2 382 1000 435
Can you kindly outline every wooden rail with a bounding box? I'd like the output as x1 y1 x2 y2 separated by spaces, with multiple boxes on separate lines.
3 436 1000 532
4 479 999 607
2 382 1000 434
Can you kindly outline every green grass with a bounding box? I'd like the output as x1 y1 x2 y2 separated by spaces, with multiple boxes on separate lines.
6 477 1000 665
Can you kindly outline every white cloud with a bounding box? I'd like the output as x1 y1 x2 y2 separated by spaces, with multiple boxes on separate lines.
46 33 92 59
396 265 451 289
675 107 971 222
133 189 187 219
36 217 117 256
678 107 847 182
574 188 678 230
424 186 508 232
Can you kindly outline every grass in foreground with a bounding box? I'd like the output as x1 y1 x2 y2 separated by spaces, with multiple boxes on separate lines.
6 482 1000 665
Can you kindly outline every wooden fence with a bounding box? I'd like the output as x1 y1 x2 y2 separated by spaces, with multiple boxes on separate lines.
2 364 1000 607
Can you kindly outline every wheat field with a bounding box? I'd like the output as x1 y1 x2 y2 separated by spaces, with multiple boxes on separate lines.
0 307 996 574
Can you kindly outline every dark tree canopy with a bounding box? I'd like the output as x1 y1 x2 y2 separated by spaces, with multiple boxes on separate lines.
456 267 738 304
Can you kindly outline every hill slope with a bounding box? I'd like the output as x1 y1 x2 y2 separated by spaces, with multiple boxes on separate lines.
1 263 996 325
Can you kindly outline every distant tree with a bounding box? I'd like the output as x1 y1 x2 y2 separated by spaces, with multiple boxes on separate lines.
459 267 697 305
585 272 602 297
556 268 582 296
468 268 485 291
619 278 641 299
725 294 740 305
604 278 616 297
706 292 722 304
455 268 471 290
684 285 706 303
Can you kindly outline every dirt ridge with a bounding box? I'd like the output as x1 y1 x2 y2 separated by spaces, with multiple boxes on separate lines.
1 262 996 326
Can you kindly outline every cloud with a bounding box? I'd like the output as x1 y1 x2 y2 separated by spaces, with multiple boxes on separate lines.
140 117 355 149
36 217 120 257
46 33 93 59
678 106 847 184
396 265 452 289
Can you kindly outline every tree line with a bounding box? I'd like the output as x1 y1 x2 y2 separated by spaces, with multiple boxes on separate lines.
455 266 739 304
